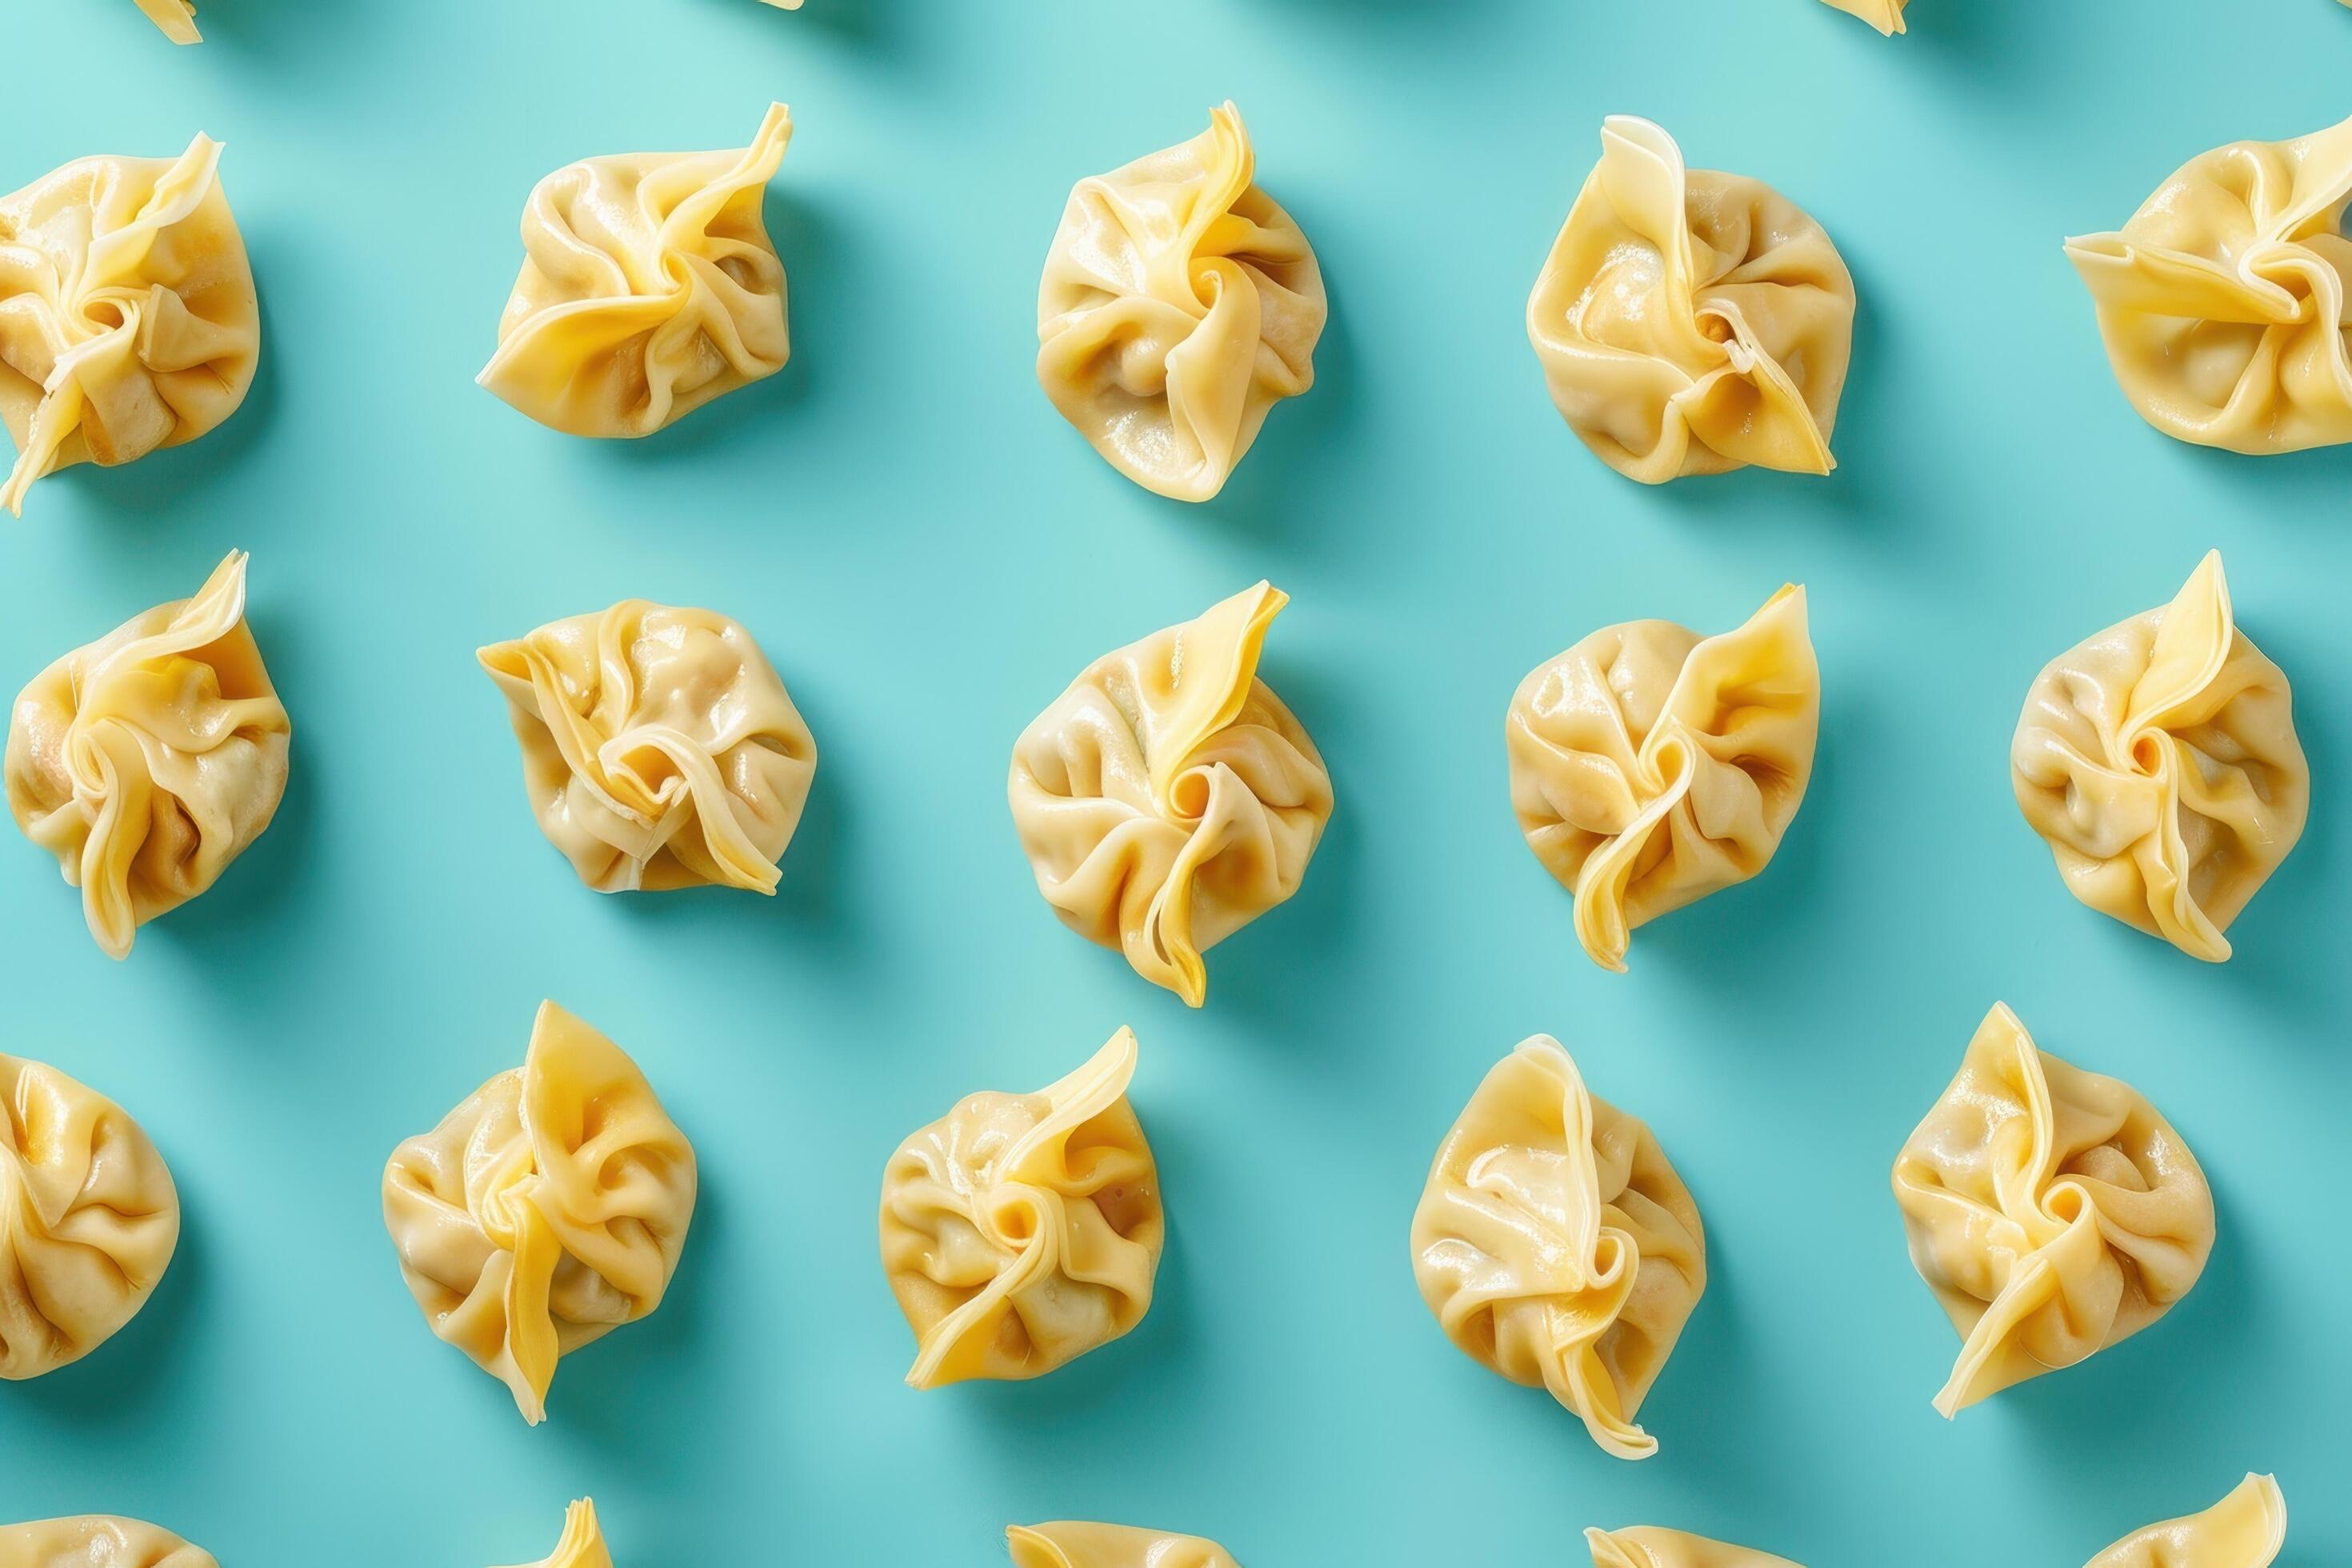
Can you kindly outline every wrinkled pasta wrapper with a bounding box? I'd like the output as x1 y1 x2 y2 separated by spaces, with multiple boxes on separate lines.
1894 1004 2214 1417
1411 1037 1706 1460
1038 102 1326 502
2084 1475 2286 1568
1529 118 1854 482
491 1500 613 1568
1008 1522 1240 1568
0 1518 214 1568
383 1001 697 1425
1817 0 1907 34
132 0 200 42
0 134 257 516
480 104 790 438
1009 582 1332 1006
1508 584 1818 973
2066 115 2352 454
0 1056 178 1381
1586 1526 1806 1568
2013 552 2306 962
6 550 290 959
480 598 816 895
882 1029 1162 1389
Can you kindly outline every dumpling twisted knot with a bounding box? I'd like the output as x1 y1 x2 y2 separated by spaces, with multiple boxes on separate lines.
1507 584 1818 973
881 1030 1163 1389
0 134 258 516
1586 1526 1806 1568
1410 1038 1706 1461
2013 551 2306 962
1894 1005 2214 1417
2083 1475 2286 1568
1009 582 1333 1006
6 550 290 959
480 104 791 438
0 1517 214 1568
1038 102 1326 502
2066 114 2352 454
491 1500 614 1568
1529 118 1855 482
1007 1522 1242 1568
0 1056 178 1381
480 598 817 895
382 1002 697 1425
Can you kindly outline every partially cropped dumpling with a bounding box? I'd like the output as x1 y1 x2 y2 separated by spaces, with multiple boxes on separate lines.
1586 1526 1806 1568
480 598 816 894
2013 552 2306 962
2083 1475 2285 1568
1816 0 1907 34
1894 1004 2214 1417
0 1518 214 1567
1529 118 1855 482
882 1029 1162 1388
1008 1522 1240 1568
1 1055 178 1380
480 104 791 438
132 0 201 42
0 134 257 516
1410 1037 1706 1460
491 1501 613 1568
2065 114 2352 453
1010 582 1332 1006
6 550 291 958
1038 102 1326 502
1507 584 1818 973
383 1002 697 1424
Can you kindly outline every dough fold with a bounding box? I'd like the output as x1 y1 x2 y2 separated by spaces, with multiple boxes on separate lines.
131 0 201 41
2083 1475 2286 1568
0 1518 214 1567
1007 1522 1240 1568
491 1500 614 1568
1817 0 1907 33
1586 1526 1806 1568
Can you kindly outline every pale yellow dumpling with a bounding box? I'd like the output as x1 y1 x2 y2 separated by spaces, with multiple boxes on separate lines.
1816 0 1907 34
0 1517 214 1567
132 0 200 41
1587 1526 1807 1568
490 1501 614 1568
2083 1475 2285 1568
1009 1522 1240 1568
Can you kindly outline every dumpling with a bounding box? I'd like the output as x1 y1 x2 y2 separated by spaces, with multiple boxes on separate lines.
2083 1475 2285 1568
1506 584 1818 973
479 598 817 895
2013 552 2306 962
758 0 803 7
0 134 258 516
1816 0 1907 34
479 104 791 438
1894 1004 2214 1417
382 1001 697 1424
491 1501 613 1568
1008 1523 1240 1568
2064 115 2352 453
1 1055 178 1380
1528 118 1855 483
1586 1526 1805 1568
881 1028 1162 1388
1008 582 1333 1006
1410 1036 1706 1460
0 1518 214 1568
132 0 201 42
5 550 291 959
1037 102 1326 502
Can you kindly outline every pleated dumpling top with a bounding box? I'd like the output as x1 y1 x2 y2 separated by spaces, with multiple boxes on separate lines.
1007 1522 1242 1568
1586 1526 1807 1568
0 1517 214 1568
2082 1475 2286 1568
490 1501 614 1568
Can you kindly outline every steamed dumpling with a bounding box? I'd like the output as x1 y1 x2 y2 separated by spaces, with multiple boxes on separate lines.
1009 582 1332 1006
1410 1037 1706 1460
1 1055 179 1380
5 550 291 958
2013 552 2306 962
479 598 817 894
0 134 258 516
132 0 201 41
2065 114 2352 453
1008 1522 1239 1568
1587 1526 1806 1568
491 1501 613 1568
1038 102 1326 502
1817 0 1907 33
1894 1004 2214 1417
0 1518 214 1567
1507 584 1818 973
881 1029 1162 1388
1529 118 1854 482
382 1002 697 1424
480 104 791 438
2083 1475 2285 1568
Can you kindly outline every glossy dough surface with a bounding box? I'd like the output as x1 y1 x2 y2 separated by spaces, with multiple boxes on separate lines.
480 598 816 895
491 1500 613 1568
479 103 790 438
1410 1037 1706 1460
1008 1522 1240 1568
1586 1526 1806 1568
382 1002 697 1424
1508 584 1817 973
881 1029 1162 1388
131 0 201 42
0 1518 214 1568
0 1056 178 1381
1817 0 1907 32
1894 1003 2214 1416
2013 552 2306 962
1009 582 1332 1006
2066 114 2352 453
0 134 256 516
2083 1475 2286 1568
1529 118 1854 482
1038 102 1326 502
6 550 290 959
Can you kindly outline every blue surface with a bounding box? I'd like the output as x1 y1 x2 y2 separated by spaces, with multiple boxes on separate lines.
3 0 2348 1562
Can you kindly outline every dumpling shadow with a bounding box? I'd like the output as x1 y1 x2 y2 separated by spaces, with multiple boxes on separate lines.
11 1196 204 1427
193 0 389 55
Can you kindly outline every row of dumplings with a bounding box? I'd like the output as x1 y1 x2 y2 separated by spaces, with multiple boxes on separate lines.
8 103 2349 520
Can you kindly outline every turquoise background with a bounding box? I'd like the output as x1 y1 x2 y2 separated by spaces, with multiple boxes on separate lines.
2 0 2347 1562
